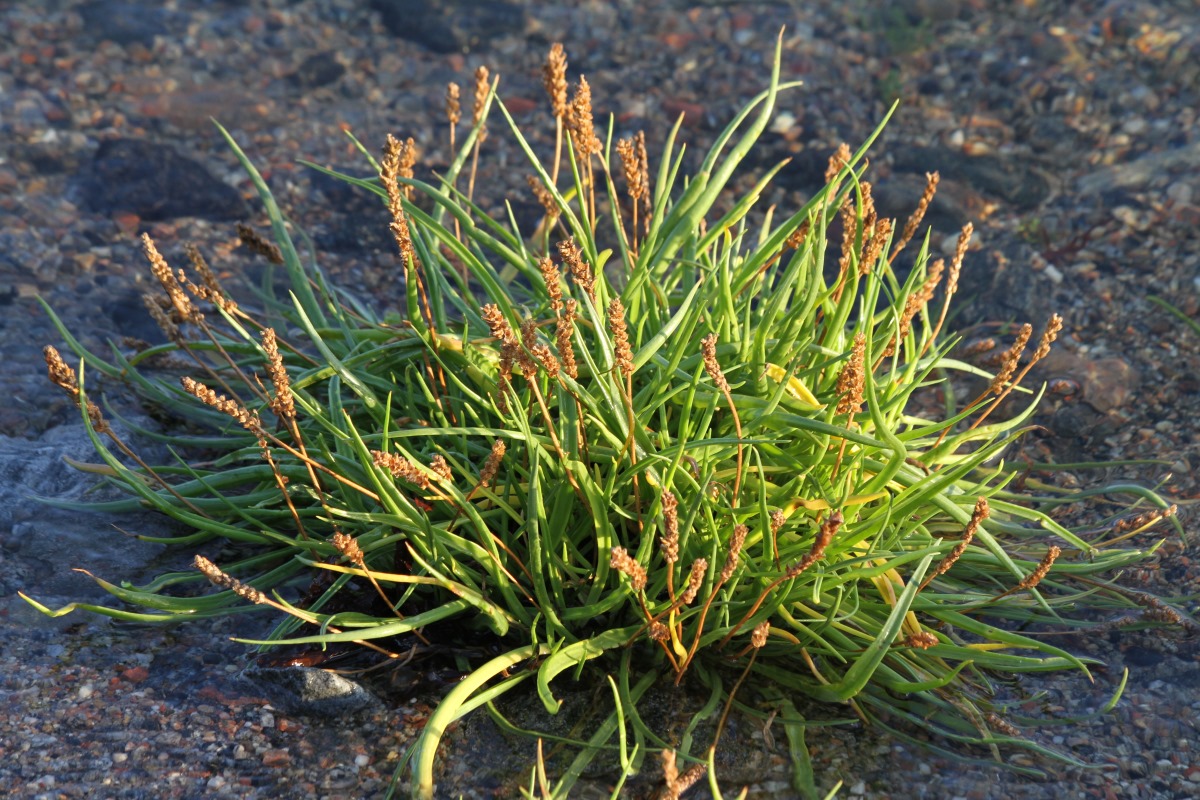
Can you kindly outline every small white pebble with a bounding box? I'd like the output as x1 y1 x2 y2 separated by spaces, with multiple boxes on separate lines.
850 781 866 795
260 712 275 729
1043 263 1064 284
355 754 370 768
77 684 94 700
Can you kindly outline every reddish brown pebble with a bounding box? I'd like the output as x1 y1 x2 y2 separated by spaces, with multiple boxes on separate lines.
121 666 149 683
262 748 290 767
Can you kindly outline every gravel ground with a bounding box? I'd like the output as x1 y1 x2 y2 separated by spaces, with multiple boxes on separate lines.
1 0 1198 798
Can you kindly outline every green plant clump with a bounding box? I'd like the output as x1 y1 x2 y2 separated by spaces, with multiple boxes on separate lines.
28 34 1178 800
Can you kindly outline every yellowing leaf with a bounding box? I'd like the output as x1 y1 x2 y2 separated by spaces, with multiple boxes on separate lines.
764 362 823 410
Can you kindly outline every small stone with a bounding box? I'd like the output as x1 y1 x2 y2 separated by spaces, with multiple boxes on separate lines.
262 748 290 767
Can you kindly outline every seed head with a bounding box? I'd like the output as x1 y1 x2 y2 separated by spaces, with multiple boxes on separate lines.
472 65 490 142
331 531 364 564
558 239 595 302
480 303 517 346
902 631 939 649
236 223 284 266
659 490 680 564
894 171 940 259
566 76 600 157
836 333 866 414
680 558 708 604
445 82 461 126
988 323 1033 395
720 524 748 582
262 327 294 421
610 546 647 591
700 334 729 393
194 554 267 605
538 256 563 316
182 376 260 433
479 439 506 488
542 43 568 119
1017 545 1061 591
527 175 560 224
430 454 453 483
372 449 431 489
825 142 851 183
555 299 579 380
608 298 634 379
750 620 770 649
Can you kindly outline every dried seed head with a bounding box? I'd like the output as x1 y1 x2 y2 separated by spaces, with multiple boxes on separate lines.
648 621 670 642
700 333 730 393
988 323 1033 395
44 345 78 395
479 439 506 487
660 490 680 564
986 712 1021 737
143 234 201 325
527 175 560 224
480 303 517 346
372 449 431 489
770 509 786 534
381 135 418 265
902 631 939 649
531 342 561 379
836 333 866 414
786 220 810 250
916 257 945 305
445 82 461 126
786 511 842 579
894 171 940 258
680 558 708 604
960 338 997 358
617 135 649 204
142 293 182 343
859 217 892 276
538 256 563 316
608 298 634 379
518 319 540 379
945 222 973 297
566 76 601 157
838 195 857 276
750 620 770 649
542 43 568 119
610 546 647 591
634 131 651 227
1017 545 1061 591
472 65 490 142
720 524 748 582
184 242 235 312
1113 504 1177 535
194 554 267 605
1031 313 1063 362
430 454 453 483
555 299 579 379
182 376 260 433
883 291 923 358
922 498 987 589
262 327 294 420
558 239 595 302
825 142 851 183
331 531 364 564
496 339 517 412
236 223 284 266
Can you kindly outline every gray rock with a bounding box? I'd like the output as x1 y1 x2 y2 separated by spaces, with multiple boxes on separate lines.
240 664 384 717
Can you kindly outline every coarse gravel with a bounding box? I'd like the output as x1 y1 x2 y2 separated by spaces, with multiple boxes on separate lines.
2 1 1198 798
